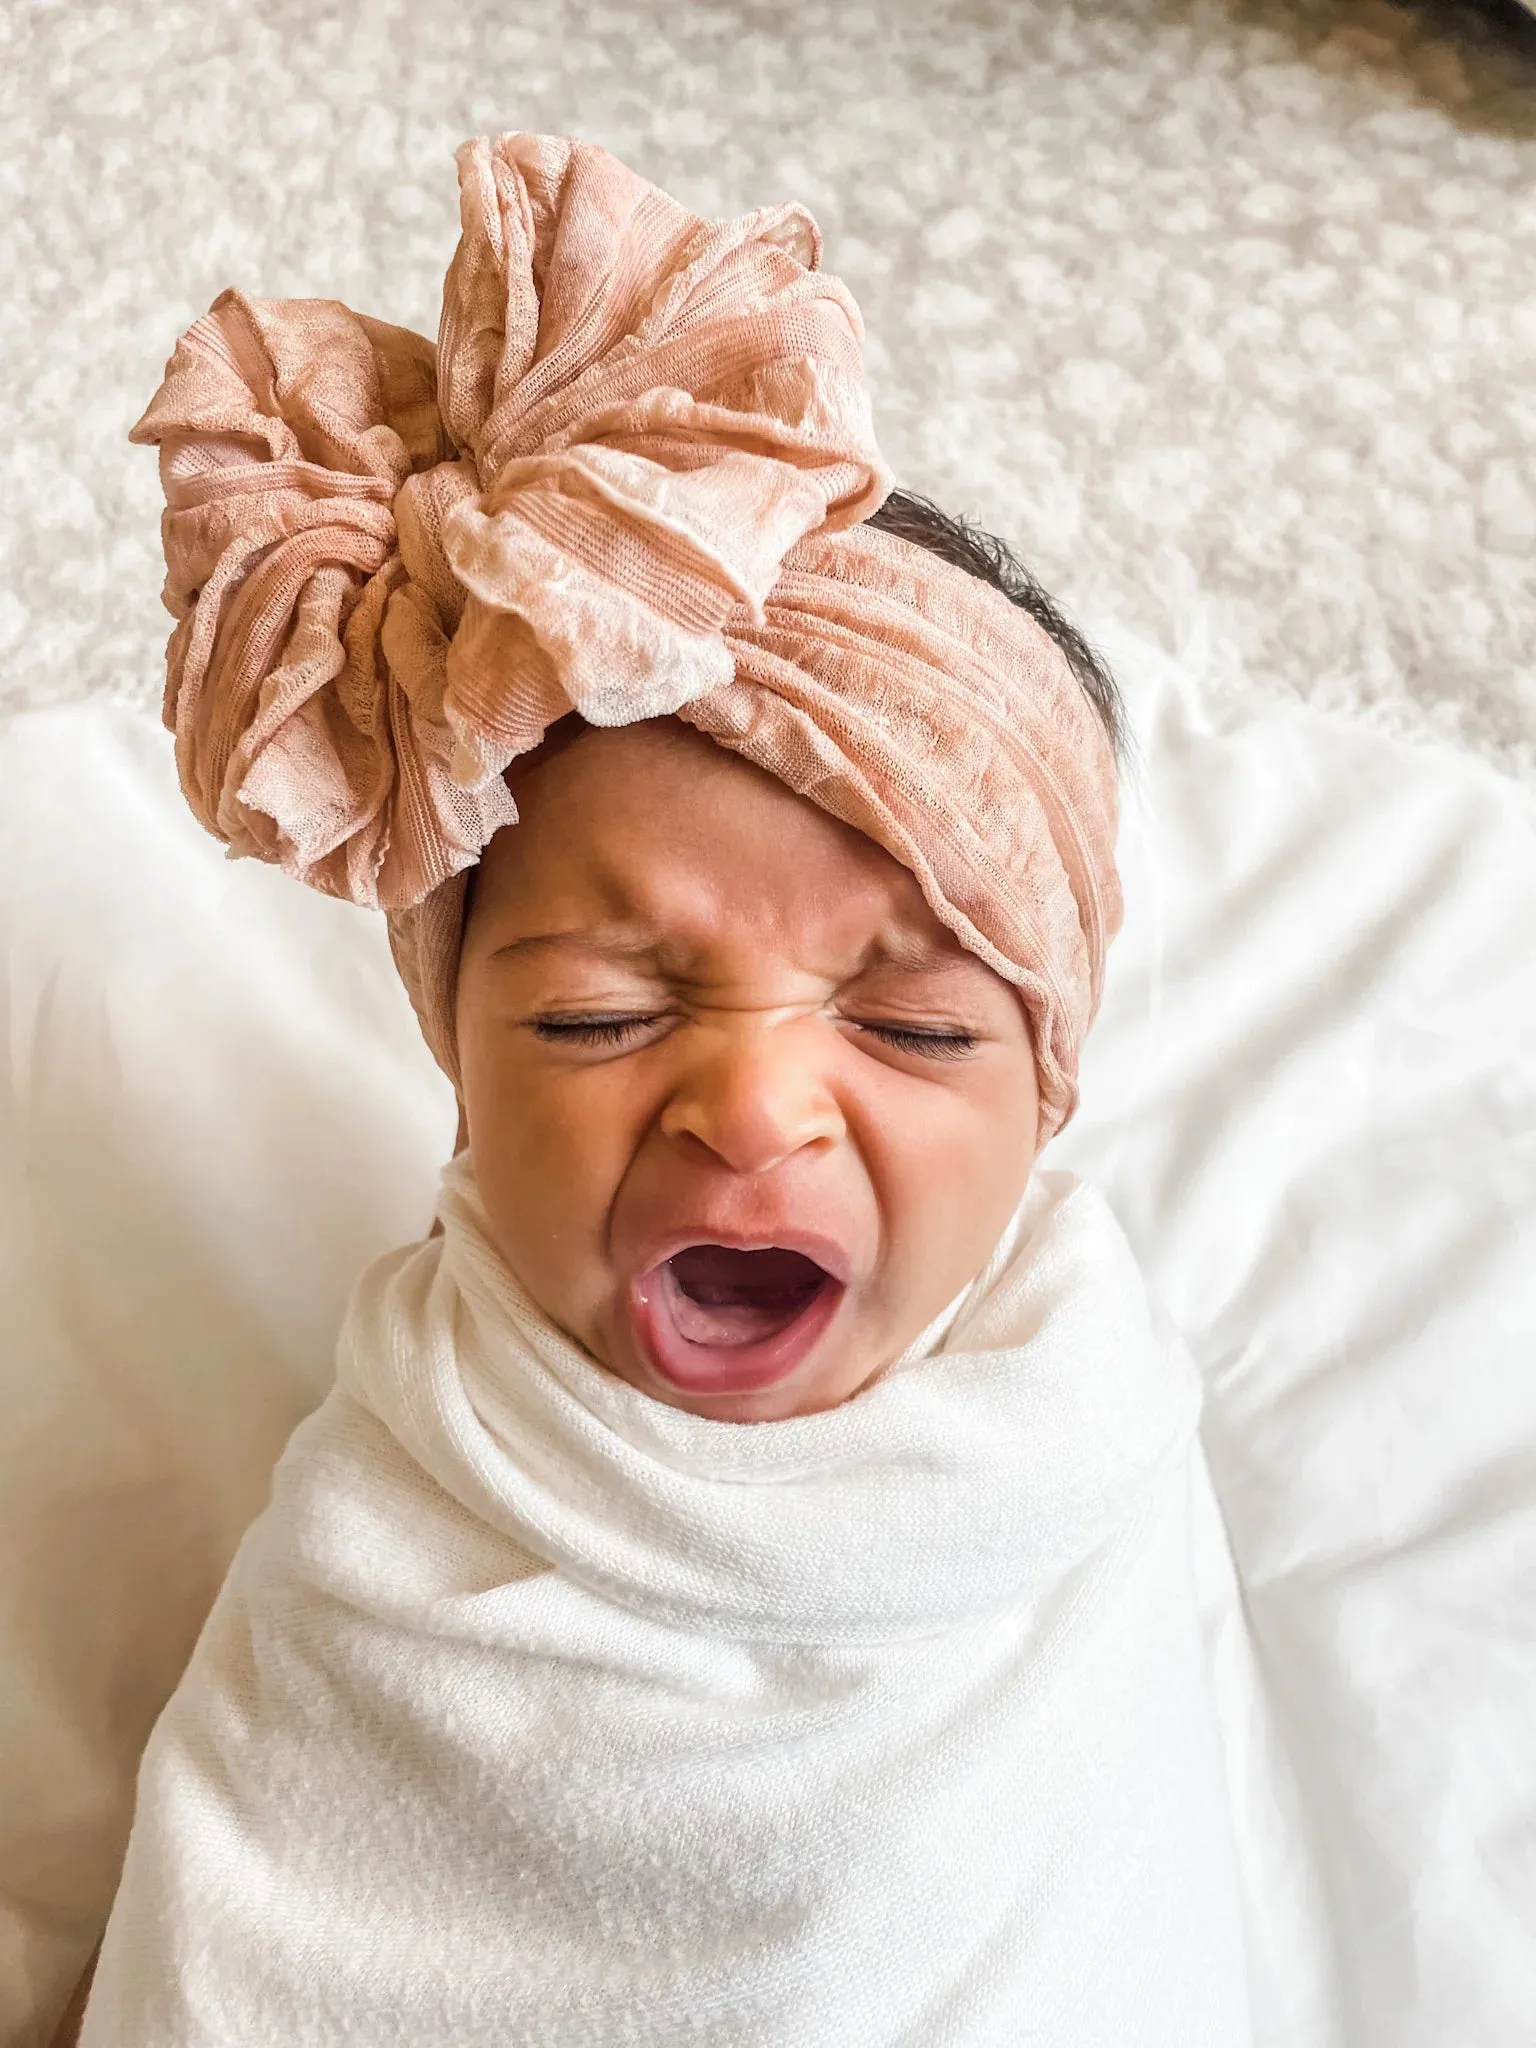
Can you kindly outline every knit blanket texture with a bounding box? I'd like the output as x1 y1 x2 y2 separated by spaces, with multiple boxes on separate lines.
79 1157 1250 2046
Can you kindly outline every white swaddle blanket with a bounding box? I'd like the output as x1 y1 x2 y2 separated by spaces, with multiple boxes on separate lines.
80 1158 1251 2046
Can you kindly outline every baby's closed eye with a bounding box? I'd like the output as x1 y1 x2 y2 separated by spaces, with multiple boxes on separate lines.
526 1010 981 1060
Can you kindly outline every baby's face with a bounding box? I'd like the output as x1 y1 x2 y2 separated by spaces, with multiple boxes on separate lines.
456 719 1040 1422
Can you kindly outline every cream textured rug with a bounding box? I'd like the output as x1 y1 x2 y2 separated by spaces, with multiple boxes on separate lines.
2 0 1533 777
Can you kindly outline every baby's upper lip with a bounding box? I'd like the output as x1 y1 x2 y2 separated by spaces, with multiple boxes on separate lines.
624 1222 855 1289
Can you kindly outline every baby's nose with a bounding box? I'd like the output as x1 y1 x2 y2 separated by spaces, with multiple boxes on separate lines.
658 1019 845 1176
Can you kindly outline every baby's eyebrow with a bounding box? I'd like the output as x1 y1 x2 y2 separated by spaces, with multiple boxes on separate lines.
486 923 975 979
486 926 661 967
857 929 975 977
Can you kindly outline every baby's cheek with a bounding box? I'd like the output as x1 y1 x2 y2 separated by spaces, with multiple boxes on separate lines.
864 1073 1036 1316
465 1062 636 1335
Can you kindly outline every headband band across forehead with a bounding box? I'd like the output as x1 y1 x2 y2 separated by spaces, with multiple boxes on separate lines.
130 131 1122 1142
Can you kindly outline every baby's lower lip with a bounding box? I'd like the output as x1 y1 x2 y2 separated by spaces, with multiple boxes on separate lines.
628 1252 845 1395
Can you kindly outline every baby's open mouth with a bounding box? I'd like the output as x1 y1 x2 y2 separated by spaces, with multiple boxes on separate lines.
629 1244 845 1395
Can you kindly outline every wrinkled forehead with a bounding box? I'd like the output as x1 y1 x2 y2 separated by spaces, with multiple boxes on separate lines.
466 714 990 985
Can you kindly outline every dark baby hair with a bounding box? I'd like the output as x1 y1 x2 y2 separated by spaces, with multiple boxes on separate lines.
866 489 1128 768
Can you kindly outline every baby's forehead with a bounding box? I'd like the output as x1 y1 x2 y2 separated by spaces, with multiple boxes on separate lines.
489 723 930 919
476 717 1009 995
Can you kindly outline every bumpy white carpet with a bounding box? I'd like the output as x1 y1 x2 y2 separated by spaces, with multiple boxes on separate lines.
2 0 1533 775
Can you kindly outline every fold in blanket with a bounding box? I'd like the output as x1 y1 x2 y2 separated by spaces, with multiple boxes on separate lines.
80 1161 1251 2046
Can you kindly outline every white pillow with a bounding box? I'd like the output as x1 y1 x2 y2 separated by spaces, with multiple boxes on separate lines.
2 655 1532 2047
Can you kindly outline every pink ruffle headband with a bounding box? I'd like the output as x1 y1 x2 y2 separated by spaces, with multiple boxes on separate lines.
130 133 1121 1142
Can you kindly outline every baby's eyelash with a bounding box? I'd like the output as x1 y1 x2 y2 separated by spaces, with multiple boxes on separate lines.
858 1023 978 1060
529 1015 979 1060
530 1014 661 1046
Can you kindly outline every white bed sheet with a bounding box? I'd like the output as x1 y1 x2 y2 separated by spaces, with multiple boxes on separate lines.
1 649 1532 2046
1056 644 1536 2046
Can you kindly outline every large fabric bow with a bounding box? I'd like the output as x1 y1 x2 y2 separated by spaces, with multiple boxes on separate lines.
132 132 1121 1143
130 133 888 910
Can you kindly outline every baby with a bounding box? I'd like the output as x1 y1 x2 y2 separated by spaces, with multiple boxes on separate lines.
72 136 1250 2044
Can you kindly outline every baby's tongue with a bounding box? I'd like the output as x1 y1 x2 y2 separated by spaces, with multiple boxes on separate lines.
665 1245 826 1348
